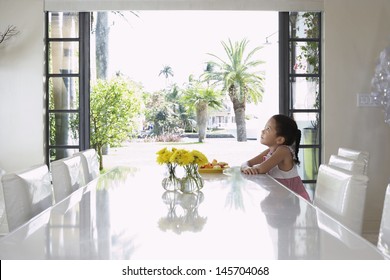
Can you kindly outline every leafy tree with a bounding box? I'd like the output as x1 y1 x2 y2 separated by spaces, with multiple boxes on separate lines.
181 78 223 142
143 89 183 136
205 39 265 141
164 84 194 132
90 76 142 170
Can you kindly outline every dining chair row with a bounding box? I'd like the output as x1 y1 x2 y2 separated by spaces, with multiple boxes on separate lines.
1 164 53 233
314 147 370 236
318 147 390 259
331 147 369 175
0 149 99 233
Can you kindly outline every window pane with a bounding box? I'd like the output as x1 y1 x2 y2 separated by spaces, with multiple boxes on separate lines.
49 112 79 145
293 113 320 142
290 41 319 74
49 148 79 162
49 77 79 110
49 12 79 38
297 148 319 181
290 12 320 39
290 77 319 110
49 42 79 74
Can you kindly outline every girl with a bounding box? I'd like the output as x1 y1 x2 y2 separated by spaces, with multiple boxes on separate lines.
241 114 311 202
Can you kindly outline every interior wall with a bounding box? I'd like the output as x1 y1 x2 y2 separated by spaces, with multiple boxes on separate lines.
0 0 45 172
323 0 390 233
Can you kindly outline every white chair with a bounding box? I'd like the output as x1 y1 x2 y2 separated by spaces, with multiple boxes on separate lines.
377 184 390 259
328 154 366 175
74 149 99 183
337 147 369 175
0 168 8 234
313 164 368 235
51 155 86 203
1 164 53 232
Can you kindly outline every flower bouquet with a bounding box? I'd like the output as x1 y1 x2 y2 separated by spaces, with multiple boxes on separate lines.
156 147 208 193
156 147 181 191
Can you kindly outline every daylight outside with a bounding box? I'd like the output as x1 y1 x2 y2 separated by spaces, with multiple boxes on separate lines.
89 10 279 171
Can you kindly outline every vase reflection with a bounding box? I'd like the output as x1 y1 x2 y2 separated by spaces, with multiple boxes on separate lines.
158 191 207 234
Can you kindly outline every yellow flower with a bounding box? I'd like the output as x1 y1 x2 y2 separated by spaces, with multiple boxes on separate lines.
157 147 209 167
191 150 208 166
156 147 174 165
170 149 194 166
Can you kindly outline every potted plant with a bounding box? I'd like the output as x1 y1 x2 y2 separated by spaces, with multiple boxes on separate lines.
294 12 320 180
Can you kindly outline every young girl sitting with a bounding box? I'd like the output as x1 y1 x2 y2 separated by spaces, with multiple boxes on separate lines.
241 114 311 202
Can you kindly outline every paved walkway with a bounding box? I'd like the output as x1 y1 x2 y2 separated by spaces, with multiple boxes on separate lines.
102 138 262 171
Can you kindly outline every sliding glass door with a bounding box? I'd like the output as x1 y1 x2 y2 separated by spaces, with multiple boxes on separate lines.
280 12 322 193
45 12 90 162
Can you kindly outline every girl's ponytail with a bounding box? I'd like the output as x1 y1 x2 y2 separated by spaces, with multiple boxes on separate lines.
294 129 301 165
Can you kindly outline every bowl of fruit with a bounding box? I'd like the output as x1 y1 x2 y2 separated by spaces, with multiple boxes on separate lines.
198 159 230 173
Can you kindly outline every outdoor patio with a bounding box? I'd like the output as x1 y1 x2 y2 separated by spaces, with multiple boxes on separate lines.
102 137 262 171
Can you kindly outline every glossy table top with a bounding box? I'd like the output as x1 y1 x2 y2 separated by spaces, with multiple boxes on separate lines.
0 166 386 260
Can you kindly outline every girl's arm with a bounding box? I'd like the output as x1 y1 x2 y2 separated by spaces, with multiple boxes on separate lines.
241 149 270 170
242 146 291 175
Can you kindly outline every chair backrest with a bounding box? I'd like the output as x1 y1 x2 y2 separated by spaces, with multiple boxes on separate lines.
377 184 390 259
337 147 369 175
1 164 53 232
0 168 8 234
314 164 368 235
51 155 85 203
328 154 366 175
74 149 99 183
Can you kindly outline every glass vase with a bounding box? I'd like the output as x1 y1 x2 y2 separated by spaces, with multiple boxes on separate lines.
161 163 181 191
181 164 204 193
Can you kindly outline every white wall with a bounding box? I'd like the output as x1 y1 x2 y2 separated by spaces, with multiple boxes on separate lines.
324 0 390 233
1 0 390 234
0 0 45 172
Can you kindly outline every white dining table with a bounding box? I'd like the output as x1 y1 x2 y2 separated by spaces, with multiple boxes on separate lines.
0 165 386 260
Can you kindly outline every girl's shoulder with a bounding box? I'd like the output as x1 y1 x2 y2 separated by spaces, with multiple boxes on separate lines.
275 145 295 160
275 145 293 154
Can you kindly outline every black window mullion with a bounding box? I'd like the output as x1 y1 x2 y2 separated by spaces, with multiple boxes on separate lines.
45 12 50 164
79 12 91 151
279 12 290 115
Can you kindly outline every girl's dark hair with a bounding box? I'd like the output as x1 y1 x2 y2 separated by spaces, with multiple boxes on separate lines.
272 114 301 165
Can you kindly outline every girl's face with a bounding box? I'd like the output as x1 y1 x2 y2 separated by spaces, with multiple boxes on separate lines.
260 118 285 147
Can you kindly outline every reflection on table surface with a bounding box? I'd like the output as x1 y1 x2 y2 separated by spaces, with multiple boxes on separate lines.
0 166 385 260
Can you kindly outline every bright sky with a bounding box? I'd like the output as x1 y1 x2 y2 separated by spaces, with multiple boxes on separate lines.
108 10 278 92
106 11 279 129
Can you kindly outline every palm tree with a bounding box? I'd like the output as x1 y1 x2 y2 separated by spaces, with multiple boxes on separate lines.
159 65 174 87
205 39 265 141
182 78 223 142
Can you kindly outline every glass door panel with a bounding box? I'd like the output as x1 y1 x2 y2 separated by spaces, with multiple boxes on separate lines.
281 11 322 190
47 12 82 161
